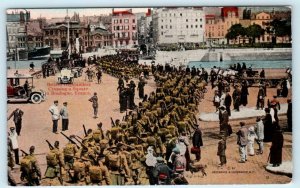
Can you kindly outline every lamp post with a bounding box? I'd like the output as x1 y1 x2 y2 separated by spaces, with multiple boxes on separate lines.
65 10 71 59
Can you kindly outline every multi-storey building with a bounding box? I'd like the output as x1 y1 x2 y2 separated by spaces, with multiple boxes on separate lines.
26 19 46 50
152 7 205 45
205 7 239 45
6 11 30 52
111 9 138 48
137 9 152 44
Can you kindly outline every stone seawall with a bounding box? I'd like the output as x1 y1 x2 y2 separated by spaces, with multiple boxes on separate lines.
200 48 292 62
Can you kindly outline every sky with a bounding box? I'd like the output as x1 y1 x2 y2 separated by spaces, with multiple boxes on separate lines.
6 6 291 20
6 8 150 19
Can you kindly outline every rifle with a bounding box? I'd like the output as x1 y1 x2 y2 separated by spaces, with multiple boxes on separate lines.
60 132 80 149
76 135 83 140
21 150 29 156
46 140 54 150
73 137 88 150
83 124 87 136
111 117 116 127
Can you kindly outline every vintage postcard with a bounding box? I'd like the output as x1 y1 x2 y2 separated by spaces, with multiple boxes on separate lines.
6 6 292 186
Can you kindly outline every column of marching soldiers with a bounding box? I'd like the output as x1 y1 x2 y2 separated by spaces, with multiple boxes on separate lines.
16 54 209 186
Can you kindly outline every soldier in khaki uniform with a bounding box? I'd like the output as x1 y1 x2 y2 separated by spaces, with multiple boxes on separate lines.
106 143 130 185
20 146 41 186
43 141 64 185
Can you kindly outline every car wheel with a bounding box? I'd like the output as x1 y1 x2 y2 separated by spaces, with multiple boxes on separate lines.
31 93 42 104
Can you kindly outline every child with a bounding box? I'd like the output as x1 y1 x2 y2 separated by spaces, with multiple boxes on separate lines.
248 126 258 156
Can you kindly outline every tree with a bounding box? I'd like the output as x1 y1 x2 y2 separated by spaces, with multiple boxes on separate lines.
245 24 265 45
225 24 246 44
267 19 292 44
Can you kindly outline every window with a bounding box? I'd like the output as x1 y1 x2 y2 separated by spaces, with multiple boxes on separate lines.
124 19 129 23
174 13 176 16
120 26 123 30
161 19 163 22
114 19 118 24
191 25 193 28
120 19 122 23
132 19 135 23
161 31 163 35
114 26 116 31
186 25 188 28
166 25 168 29
200 25 202 28
195 25 198 28
161 26 163 29
170 19 172 23
180 13 182 16
186 19 188 22
170 25 172 29
196 19 198 22
132 26 136 30
200 18 202 22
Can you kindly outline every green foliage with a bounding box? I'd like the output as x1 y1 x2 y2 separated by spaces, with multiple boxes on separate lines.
245 24 265 45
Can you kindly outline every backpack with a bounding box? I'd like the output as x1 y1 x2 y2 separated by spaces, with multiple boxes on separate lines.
108 154 121 169
20 156 33 174
46 151 58 167
73 161 85 173
63 143 75 157
89 166 102 181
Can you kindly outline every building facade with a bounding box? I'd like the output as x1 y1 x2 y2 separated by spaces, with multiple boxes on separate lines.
205 7 239 45
111 9 138 48
6 11 30 52
43 20 85 52
152 7 205 45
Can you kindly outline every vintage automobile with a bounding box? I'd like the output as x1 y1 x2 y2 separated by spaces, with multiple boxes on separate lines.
7 74 46 104
57 68 74 84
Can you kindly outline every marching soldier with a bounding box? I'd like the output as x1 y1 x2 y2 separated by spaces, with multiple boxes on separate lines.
106 143 130 185
20 146 41 186
43 141 64 185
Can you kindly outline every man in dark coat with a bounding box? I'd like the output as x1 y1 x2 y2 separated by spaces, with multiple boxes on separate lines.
281 79 288 97
263 108 273 142
8 108 24 136
256 85 265 110
217 134 227 167
287 99 292 132
240 81 249 106
219 106 229 136
232 85 241 111
224 92 232 116
192 124 203 161
153 157 173 185
269 123 284 167
137 78 146 99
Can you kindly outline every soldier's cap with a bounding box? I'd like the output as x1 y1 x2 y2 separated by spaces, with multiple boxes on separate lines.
63 102 67 105
97 122 103 127
9 127 15 130
29 146 35 152
54 100 58 103
156 157 164 162
240 122 246 126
